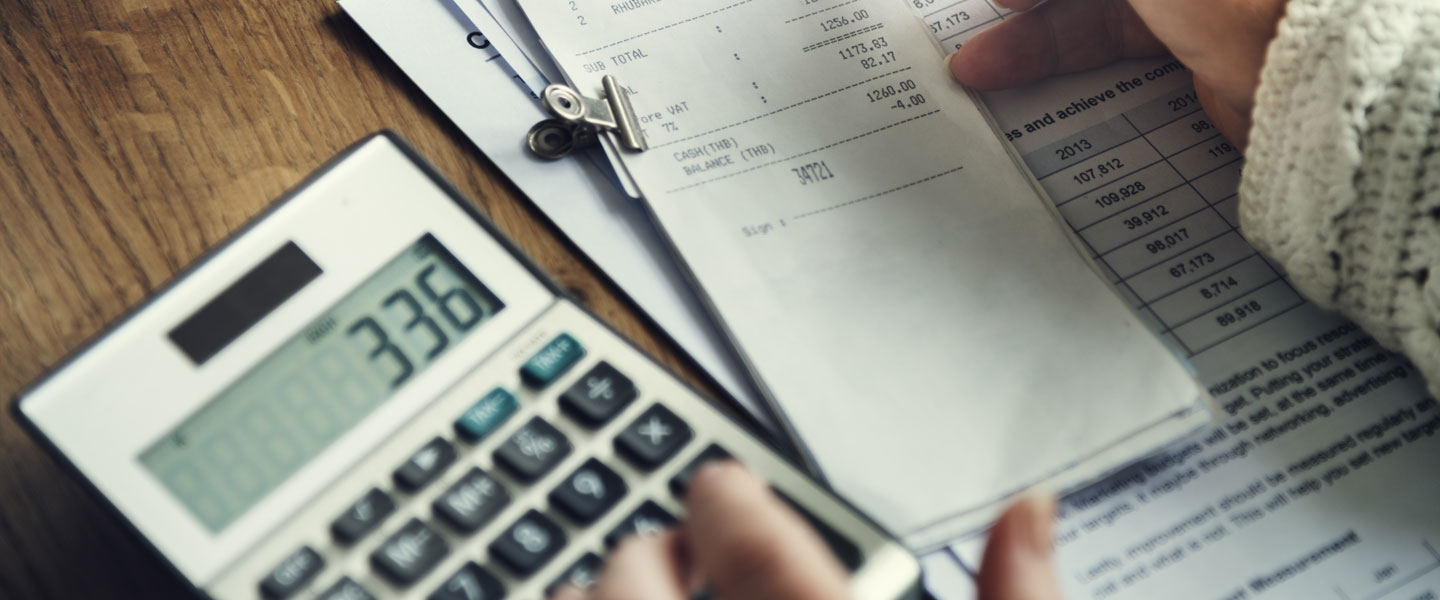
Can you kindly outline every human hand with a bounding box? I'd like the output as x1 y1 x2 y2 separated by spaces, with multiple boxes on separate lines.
947 0 1290 149
550 461 1062 600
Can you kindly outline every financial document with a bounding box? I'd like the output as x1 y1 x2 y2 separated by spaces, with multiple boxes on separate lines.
896 5 1440 597
347 1 1440 596
338 0 763 416
516 0 1209 546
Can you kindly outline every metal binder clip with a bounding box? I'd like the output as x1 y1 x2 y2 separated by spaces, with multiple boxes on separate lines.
527 75 648 160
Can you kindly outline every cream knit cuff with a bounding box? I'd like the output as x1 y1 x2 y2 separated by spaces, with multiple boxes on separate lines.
1240 0 1440 395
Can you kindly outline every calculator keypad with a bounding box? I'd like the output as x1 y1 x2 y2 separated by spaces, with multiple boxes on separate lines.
234 318 874 600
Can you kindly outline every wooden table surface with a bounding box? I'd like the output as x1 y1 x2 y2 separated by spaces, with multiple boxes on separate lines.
0 1 718 597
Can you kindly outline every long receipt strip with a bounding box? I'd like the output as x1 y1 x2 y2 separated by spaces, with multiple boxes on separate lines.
516 0 1209 548
881 3 1440 599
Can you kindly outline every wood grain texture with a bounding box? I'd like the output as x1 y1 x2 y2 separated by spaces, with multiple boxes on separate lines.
0 1 717 597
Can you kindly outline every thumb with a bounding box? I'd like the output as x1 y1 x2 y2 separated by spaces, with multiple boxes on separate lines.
683 462 850 600
977 493 1064 600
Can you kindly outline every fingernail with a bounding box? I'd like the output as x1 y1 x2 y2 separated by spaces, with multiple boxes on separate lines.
548 583 587 600
944 49 962 79
690 460 736 486
1018 492 1057 556
682 459 745 497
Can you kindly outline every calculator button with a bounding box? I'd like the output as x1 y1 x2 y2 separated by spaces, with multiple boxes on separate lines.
520 332 586 388
604 500 678 548
432 467 510 533
316 577 376 600
393 437 457 492
614 405 693 470
493 417 572 482
330 487 396 544
776 491 864 571
489 510 567 576
669 444 733 497
371 518 450 586
549 458 628 524
258 545 324 599
559 361 638 427
428 562 505 600
454 387 519 443
547 552 603 595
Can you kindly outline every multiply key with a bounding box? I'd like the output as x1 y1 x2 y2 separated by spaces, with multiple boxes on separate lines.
614 404 692 470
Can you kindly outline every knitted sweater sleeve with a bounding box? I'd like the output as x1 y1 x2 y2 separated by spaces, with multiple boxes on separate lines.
1239 0 1440 396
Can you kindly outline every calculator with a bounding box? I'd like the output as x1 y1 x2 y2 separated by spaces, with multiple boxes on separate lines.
12 133 920 599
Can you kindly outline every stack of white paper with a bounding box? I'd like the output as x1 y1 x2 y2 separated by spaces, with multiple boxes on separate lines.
338 3 1440 599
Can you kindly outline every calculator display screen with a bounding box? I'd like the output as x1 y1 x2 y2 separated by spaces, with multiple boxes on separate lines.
140 234 504 532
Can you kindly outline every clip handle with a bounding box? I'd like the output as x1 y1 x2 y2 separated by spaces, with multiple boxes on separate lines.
600 75 646 152
530 75 647 158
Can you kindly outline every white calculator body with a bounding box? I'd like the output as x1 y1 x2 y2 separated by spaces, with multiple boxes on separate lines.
13 133 920 599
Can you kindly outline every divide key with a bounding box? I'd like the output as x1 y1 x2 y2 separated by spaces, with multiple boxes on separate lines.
559 361 637 427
